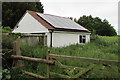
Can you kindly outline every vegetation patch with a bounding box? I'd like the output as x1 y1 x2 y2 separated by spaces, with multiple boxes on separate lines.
18 36 119 78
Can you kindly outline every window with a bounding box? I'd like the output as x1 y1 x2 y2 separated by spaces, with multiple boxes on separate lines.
79 35 82 43
79 35 86 43
82 36 86 43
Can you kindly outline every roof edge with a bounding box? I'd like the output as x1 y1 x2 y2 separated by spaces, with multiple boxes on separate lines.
13 10 28 30
27 10 55 30
52 28 91 33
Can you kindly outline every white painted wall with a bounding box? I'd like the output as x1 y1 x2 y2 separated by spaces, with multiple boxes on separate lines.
12 12 49 33
52 32 78 47
49 31 90 47
86 34 90 43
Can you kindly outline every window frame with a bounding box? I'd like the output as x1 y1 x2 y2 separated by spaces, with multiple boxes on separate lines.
79 35 86 43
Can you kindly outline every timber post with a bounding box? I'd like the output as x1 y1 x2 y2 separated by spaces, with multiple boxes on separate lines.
12 36 21 68
46 50 50 78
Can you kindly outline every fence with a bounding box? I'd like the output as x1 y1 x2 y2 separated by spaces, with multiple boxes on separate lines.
48 54 120 78
3 33 47 46
10 40 120 78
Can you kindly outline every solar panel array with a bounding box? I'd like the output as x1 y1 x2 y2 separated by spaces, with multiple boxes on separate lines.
37 13 88 31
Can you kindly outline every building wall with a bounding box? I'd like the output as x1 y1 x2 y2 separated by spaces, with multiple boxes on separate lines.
12 12 49 33
85 34 90 43
46 33 51 47
47 31 90 47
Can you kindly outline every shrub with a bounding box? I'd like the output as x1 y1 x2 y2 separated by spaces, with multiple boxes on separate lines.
90 34 99 41
2 33 21 69
2 69 11 80
2 26 12 33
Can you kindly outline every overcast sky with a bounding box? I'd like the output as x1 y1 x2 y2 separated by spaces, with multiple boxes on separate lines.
40 0 119 34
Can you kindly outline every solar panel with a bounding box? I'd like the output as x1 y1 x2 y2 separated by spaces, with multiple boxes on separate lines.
37 13 88 31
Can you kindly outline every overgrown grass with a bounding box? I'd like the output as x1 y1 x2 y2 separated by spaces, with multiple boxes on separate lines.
21 36 118 60
11 36 119 79
49 36 118 60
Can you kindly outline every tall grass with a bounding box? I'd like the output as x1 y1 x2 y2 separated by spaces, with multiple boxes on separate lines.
11 36 119 78
49 36 118 60
20 36 118 60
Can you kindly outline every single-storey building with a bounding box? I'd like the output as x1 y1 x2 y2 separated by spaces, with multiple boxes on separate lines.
13 10 91 47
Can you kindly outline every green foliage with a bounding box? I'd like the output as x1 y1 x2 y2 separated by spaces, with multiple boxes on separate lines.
2 33 21 69
2 26 12 33
90 33 99 41
2 69 11 80
10 36 119 78
68 17 73 20
10 68 35 80
75 15 117 36
2 34 19 49
2 2 44 28
20 36 118 60
49 36 118 60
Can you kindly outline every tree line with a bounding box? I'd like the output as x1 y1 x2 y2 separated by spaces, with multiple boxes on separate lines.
70 15 117 36
2 2 44 29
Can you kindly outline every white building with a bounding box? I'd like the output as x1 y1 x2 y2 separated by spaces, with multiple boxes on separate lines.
13 10 91 47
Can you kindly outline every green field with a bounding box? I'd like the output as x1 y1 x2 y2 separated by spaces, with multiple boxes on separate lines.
10 36 119 79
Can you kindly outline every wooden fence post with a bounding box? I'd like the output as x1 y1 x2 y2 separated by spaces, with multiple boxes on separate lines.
46 50 50 78
12 36 21 68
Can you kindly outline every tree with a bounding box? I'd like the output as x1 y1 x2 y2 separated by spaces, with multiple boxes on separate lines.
68 17 73 20
74 18 77 23
2 2 44 29
75 15 117 36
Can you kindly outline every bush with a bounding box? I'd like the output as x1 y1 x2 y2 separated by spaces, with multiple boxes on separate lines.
2 34 16 49
2 69 11 80
2 26 12 33
90 34 99 41
2 33 21 69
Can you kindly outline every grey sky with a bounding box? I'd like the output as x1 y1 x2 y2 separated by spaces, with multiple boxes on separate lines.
41 0 119 34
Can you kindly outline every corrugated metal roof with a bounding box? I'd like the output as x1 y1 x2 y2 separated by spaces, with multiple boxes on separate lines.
37 13 89 31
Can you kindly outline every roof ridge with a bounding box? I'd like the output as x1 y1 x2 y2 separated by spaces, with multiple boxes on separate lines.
27 10 68 19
